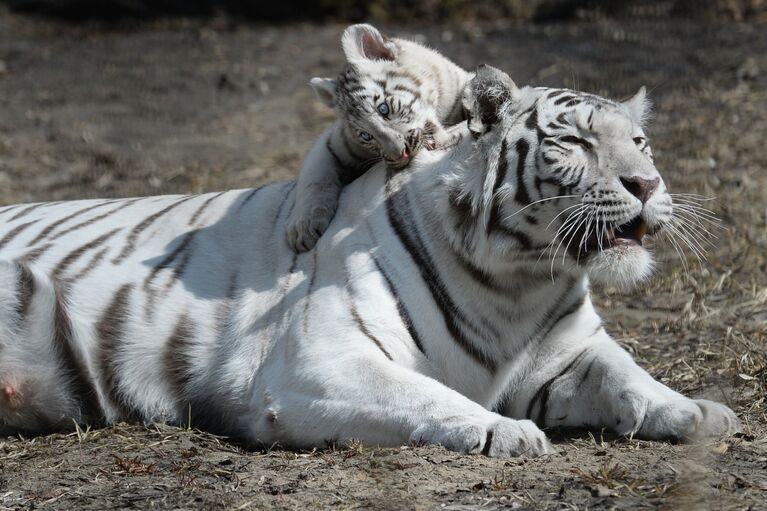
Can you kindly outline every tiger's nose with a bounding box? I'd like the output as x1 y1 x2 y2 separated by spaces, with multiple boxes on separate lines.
620 176 659 204
398 148 410 161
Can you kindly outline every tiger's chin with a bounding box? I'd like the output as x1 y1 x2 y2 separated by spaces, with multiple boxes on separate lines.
586 244 654 291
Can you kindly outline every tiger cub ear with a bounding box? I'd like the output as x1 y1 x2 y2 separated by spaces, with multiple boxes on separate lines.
622 86 651 127
341 24 398 62
310 77 337 108
463 65 518 137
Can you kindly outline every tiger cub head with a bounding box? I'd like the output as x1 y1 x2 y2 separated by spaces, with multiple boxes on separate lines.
311 24 440 170
449 65 679 289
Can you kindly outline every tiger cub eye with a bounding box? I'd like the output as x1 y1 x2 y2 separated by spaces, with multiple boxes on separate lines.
377 103 390 116
359 131 373 141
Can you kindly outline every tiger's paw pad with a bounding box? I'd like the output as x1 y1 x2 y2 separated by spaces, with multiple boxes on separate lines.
639 398 740 441
285 206 334 253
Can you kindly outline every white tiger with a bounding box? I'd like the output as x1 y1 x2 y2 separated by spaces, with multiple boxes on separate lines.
0 66 739 455
286 24 469 253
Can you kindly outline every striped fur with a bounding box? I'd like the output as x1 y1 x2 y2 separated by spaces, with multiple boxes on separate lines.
286 24 470 253
0 68 738 453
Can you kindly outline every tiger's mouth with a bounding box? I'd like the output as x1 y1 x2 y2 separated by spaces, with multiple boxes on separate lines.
569 215 652 259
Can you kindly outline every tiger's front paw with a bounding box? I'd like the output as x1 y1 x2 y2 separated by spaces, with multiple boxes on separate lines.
285 204 335 253
410 416 554 457
638 398 741 442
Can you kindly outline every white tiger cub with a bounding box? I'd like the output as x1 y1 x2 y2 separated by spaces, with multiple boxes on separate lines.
286 24 469 252
0 67 738 454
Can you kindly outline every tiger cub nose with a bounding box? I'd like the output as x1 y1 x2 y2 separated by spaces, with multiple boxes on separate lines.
398 148 410 160
620 176 659 204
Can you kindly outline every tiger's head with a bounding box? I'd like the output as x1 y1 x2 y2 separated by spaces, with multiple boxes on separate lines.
443 65 675 289
311 24 438 169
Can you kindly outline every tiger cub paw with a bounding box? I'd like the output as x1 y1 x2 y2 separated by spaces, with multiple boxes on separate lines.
285 204 335 253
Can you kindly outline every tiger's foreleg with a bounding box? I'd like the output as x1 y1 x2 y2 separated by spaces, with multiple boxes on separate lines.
248 351 554 457
512 328 740 441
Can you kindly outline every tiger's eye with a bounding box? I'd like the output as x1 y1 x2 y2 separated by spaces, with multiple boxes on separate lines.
377 103 390 116
359 131 373 141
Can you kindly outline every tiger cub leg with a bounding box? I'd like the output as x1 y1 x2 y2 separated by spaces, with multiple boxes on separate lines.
249 353 554 457
516 332 740 441
0 261 81 433
286 133 350 253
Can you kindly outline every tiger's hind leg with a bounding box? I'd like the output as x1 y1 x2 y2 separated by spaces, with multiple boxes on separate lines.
0 260 82 434
513 330 740 442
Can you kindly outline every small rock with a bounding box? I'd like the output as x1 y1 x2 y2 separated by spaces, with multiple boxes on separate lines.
591 484 613 497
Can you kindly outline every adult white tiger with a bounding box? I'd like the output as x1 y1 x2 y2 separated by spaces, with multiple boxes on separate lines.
0 66 739 455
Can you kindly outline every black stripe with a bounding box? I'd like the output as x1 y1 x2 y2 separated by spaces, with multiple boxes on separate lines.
54 285 104 423
492 139 509 197
481 430 494 456
371 256 426 356
349 294 393 361
554 95 576 105
514 139 532 206
164 314 196 413
0 204 22 217
144 232 195 290
49 199 140 242
0 220 40 250
526 348 592 427
112 197 193 264
8 203 45 222
67 247 109 283
14 264 36 325
525 106 539 131
385 177 497 371
302 251 318 336
529 280 586 348
96 283 137 419
189 192 226 225
326 139 362 184
52 228 121 280
236 187 264 213
28 200 116 246
18 243 53 264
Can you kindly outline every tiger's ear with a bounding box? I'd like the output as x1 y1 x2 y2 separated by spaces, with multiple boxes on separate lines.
310 77 336 108
622 86 651 126
463 65 518 137
341 24 398 62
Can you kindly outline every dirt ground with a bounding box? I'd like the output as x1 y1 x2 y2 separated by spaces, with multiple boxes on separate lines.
0 9 766 510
